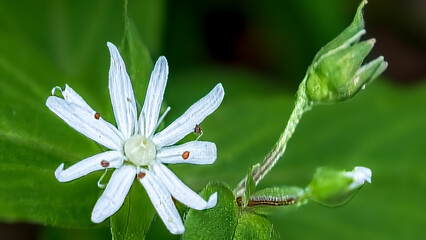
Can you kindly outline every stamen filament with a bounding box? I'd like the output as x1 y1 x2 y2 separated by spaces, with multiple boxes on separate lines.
151 106 171 138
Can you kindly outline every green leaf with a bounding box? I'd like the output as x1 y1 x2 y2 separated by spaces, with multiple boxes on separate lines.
183 181 239 240
110 180 155 240
233 211 279 240
251 186 307 205
108 10 156 240
120 17 153 107
0 35 105 227
0 0 159 228
245 186 306 216
242 166 256 206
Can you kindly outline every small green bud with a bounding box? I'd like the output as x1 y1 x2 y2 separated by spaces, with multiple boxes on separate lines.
305 0 387 104
308 166 372 207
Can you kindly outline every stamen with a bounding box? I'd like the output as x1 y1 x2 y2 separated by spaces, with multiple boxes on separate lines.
182 151 190 160
142 112 147 137
151 106 171 138
137 171 146 179
194 124 203 140
51 86 63 96
100 160 109 167
128 103 138 134
97 169 108 189
94 112 101 120
194 124 202 134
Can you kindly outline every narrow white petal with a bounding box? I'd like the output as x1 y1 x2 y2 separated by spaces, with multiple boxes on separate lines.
157 141 217 165
152 164 217 210
46 96 124 150
107 42 137 139
55 151 124 182
139 56 168 137
61 84 93 111
346 166 372 190
91 165 136 223
139 170 184 235
153 83 224 147
353 166 372 183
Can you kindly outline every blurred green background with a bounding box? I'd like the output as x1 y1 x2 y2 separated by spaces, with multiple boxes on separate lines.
0 0 425 239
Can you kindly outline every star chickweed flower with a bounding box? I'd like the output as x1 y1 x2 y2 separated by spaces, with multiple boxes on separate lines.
46 42 224 234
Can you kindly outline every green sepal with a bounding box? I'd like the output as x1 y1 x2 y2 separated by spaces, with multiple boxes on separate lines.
110 180 155 240
307 39 375 102
307 167 362 207
312 0 366 63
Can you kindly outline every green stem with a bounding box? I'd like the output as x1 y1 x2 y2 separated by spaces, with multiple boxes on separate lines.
235 78 312 196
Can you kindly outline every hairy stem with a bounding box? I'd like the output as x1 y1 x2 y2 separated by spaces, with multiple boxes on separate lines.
235 78 312 196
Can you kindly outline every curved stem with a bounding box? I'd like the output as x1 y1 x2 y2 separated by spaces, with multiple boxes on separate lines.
235 78 312 196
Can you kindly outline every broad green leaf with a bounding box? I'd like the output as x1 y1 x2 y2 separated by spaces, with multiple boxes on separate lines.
120 18 153 107
108 11 156 240
0 34 105 227
110 180 155 240
233 211 279 240
0 0 161 228
242 166 255 206
183 181 239 240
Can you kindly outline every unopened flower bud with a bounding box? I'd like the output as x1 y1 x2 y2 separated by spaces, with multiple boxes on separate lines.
305 0 387 104
308 166 372 207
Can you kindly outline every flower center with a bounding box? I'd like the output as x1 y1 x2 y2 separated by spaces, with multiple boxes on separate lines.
124 134 156 166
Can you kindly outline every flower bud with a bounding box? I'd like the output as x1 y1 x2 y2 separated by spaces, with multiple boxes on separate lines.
305 0 387 104
308 166 372 207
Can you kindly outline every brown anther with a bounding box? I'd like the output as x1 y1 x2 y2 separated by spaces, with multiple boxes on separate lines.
94 112 101 120
100 160 110 167
126 97 132 103
182 151 190 160
194 124 202 134
137 172 146 179
236 197 243 206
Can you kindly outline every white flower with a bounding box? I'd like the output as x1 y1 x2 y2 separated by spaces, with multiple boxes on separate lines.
46 42 224 234
346 166 372 190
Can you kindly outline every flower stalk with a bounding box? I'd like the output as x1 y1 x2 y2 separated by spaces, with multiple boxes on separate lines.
235 0 386 197
235 80 312 196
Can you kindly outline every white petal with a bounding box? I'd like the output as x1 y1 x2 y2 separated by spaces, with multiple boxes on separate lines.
139 170 184 235
139 56 168 137
152 164 217 210
91 164 136 223
347 166 372 190
153 83 224 147
353 166 372 183
107 42 137 139
46 96 124 150
55 151 124 182
157 141 217 165
61 84 93 111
